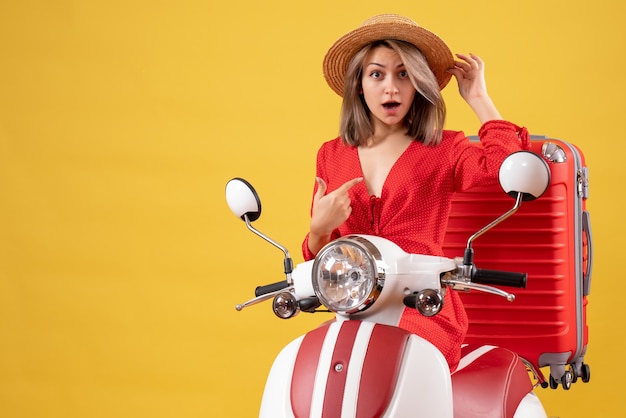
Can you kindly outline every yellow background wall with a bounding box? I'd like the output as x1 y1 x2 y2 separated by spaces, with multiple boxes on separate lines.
0 1 623 417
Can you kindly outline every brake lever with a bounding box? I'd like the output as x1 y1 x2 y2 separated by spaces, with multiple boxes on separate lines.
235 287 295 311
441 279 516 302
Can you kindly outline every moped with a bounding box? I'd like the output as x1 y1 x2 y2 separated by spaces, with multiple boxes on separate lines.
226 151 552 417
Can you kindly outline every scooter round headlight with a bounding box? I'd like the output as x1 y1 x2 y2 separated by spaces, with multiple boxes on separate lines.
311 236 384 314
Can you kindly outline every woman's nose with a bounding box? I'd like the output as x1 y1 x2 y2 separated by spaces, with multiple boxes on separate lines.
384 77 399 94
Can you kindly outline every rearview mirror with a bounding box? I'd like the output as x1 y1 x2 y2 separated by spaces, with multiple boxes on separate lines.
499 151 551 201
225 178 262 222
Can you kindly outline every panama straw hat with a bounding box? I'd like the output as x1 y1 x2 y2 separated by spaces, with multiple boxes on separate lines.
323 14 454 96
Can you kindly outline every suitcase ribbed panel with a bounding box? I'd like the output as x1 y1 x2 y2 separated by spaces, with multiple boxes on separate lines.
442 139 590 376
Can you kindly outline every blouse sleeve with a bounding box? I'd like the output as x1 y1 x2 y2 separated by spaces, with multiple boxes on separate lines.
453 120 530 191
302 233 316 261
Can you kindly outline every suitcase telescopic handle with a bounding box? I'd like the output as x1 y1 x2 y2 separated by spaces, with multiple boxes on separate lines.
473 269 527 289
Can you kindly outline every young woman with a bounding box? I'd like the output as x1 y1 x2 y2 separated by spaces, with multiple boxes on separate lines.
302 14 529 372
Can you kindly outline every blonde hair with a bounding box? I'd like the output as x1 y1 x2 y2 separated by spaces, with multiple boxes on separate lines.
339 40 446 146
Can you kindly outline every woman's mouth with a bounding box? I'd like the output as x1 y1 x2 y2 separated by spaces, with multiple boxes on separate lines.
382 101 401 114
382 101 400 110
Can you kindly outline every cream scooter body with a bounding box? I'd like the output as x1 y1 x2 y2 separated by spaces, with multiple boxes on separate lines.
260 242 456 417
258 240 546 417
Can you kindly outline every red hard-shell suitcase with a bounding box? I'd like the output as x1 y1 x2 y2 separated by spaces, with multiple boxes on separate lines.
442 137 592 389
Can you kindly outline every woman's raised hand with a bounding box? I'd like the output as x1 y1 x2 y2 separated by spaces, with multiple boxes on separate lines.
448 53 502 123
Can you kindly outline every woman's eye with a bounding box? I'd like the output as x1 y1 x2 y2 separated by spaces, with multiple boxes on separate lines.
399 70 409 78
369 71 382 79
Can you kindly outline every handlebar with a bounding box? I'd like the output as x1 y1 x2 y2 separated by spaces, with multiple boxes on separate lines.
473 268 527 289
255 280 290 297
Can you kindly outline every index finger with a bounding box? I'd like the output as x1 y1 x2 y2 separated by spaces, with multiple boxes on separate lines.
337 177 363 192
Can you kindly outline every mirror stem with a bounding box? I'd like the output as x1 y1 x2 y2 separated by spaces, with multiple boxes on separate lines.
464 192 524 266
244 215 294 282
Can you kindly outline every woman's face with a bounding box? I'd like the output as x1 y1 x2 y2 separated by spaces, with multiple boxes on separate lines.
361 45 416 131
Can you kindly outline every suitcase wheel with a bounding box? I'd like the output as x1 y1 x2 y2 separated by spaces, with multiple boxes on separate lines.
572 361 591 384
580 363 591 383
549 371 573 390
548 363 591 389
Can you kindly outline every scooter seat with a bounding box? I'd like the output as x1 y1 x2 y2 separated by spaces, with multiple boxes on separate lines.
452 345 533 418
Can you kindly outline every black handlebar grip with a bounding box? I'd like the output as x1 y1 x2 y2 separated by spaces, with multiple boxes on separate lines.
255 280 289 297
473 269 527 289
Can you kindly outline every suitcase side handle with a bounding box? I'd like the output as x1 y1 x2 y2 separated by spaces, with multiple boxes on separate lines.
582 210 593 296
